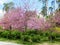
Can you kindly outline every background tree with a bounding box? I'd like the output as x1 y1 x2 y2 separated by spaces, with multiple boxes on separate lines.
19 0 36 31
56 0 60 10
39 0 48 16
51 0 56 15
3 2 14 12
51 0 55 11
1 8 37 31
49 7 53 15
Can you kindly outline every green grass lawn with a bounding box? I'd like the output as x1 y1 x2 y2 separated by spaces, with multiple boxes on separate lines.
36 42 60 45
0 38 22 44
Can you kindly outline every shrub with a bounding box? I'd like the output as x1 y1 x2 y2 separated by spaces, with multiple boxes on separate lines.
55 33 60 41
22 35 32 42
23 30 39 35
31 35 41 42
1 30 10 38
10 30 22 39
0 29 60 43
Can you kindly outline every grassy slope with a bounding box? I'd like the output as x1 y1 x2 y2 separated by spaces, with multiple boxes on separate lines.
55 27 60 32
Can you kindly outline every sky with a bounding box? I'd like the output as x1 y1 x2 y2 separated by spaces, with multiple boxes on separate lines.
0 0 58 18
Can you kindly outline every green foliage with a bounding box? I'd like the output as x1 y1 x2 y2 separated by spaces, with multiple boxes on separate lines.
1 30 10 38
41 6 47 16
0 29 60 43
55 27 60 31
0 26 3 30
10 30 22 39
3 2 14 12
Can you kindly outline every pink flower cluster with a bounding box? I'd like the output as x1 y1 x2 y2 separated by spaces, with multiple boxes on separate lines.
0 8 52 31
54 11 60 24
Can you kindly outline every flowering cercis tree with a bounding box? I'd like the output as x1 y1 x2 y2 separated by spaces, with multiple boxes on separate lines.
1 8 25 31
27 17 51 30
0 6 52 31
24 10 36 30
53 11 60 26
1 8 37 31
